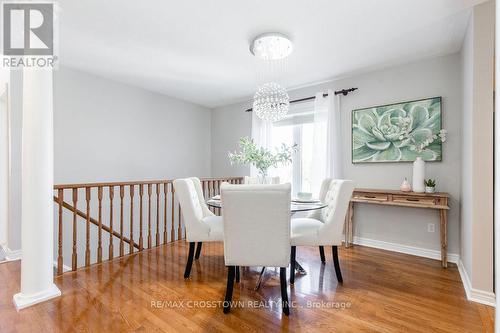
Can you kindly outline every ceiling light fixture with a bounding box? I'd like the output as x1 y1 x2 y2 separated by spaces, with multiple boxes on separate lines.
250 33 293 61
250 33 292 122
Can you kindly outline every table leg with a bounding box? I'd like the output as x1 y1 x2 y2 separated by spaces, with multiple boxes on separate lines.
294 260 307 275
255 260 307 290
440 209 448 268
348 202 354 246
255 267 266 290
344 202 354 248
344 214 349 247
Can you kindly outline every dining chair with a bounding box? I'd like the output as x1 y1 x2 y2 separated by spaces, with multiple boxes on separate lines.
308 178 334 263
173 177 223 278
220 183 291 315
290 179 355 284
243 176 280 184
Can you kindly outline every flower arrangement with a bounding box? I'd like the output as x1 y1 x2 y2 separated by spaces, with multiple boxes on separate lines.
228 137 298 181
399 116 447 153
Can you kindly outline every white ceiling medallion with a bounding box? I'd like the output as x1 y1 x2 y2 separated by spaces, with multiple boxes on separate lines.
250 33 292 122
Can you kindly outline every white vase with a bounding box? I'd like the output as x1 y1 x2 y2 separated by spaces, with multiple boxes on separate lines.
412 157 425 193
258 171 268 184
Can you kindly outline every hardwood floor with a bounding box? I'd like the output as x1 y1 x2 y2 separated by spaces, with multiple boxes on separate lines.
0 242 494 332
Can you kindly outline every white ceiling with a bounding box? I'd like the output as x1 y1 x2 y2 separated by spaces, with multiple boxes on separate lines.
59 0 486 108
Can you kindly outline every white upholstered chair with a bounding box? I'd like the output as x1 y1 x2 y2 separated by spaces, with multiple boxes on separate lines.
221 183 291 315
308 178 334 263
290 179 355 284
243 176 280 184
173 177 223 278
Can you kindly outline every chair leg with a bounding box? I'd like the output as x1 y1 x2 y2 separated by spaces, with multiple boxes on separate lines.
332 246 343 283
184 242 195 278
280 267 290 316
319 246 326 263
290 246 296 284
195 242 203 259
223 266 236 314
235 266 240 283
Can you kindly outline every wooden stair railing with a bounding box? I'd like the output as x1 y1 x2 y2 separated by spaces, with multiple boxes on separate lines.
53 196 140 248
53 177 243 275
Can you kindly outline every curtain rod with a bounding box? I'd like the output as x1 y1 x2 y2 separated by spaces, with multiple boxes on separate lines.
244 87 358 112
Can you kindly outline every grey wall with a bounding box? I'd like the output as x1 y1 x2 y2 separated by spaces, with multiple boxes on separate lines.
54 67 212 183
211 102 252 177
0 82 7 247
0 69 10 248
211 53 462 256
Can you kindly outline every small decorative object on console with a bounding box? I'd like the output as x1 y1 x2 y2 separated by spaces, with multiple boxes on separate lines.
424 179 436 193
412 157 426 193
400 177 412 192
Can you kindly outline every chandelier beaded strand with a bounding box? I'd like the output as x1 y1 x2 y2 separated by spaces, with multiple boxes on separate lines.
253 83 290 122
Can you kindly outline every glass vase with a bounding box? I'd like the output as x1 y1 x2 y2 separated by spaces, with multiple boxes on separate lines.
258 170 268 184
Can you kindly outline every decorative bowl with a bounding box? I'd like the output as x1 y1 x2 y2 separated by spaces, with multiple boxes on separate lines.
297 192 312 200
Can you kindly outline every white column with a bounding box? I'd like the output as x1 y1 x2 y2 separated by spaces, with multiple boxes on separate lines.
13 68 60 310
495 1 500 331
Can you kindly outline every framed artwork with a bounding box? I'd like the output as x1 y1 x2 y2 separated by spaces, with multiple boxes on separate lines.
352 97 442 163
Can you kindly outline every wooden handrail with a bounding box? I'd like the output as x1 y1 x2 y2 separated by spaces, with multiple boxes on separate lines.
53 177 244 190
53 196 140 249
53 177 244 275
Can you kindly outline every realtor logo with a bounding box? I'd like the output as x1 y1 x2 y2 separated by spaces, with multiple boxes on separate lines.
3 2 53 55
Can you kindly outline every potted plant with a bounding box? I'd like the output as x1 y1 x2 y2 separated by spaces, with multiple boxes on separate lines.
424 179 436 193
228 137 297 183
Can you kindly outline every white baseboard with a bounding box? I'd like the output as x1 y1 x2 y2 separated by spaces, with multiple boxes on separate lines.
1 245 71 272
351 236 459 263
457 259 496 307
53 260 71 273
1 245 22 261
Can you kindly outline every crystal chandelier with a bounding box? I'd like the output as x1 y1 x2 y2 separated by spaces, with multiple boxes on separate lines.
250 33 292 122
253 83 290 122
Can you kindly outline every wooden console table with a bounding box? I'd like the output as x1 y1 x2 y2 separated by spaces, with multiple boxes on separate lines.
344 188 450 268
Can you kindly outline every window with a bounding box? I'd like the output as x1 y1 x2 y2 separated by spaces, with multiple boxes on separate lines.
271 102 315 196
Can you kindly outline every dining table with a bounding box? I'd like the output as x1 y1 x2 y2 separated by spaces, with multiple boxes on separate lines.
206 197 328 289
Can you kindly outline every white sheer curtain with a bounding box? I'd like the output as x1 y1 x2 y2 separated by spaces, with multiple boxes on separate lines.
250 110 273 177
311 89 343 195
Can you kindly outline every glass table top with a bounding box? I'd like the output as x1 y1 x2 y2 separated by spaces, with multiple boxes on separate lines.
206 199 327 213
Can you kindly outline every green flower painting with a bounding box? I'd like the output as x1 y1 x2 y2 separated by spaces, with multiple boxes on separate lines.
352 97 444 163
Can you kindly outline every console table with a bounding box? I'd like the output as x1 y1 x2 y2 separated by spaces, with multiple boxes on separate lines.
344 188 450 268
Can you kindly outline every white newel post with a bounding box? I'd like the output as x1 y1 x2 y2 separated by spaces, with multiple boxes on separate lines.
13 68 61 310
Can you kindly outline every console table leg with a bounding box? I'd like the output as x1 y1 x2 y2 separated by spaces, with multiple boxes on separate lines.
440 209 448 268
348 202 354 246
344 214 349 248
344 202 354 248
